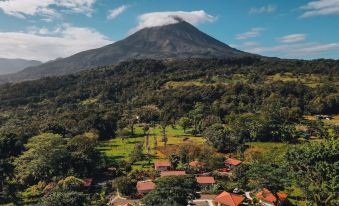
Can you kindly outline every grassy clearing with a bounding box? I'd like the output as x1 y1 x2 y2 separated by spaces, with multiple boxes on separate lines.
244 142 291 163
97 125 205 169
266 73 320 88
304 115 339 126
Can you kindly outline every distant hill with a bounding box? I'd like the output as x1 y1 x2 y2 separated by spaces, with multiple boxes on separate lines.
0 58 41 75
0 20 256 84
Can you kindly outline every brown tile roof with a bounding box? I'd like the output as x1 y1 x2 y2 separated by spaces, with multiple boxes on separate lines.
214 191 245 206
224 158 242 166
255 188 277 204
189 161 206 167
137 181 155 192
160 171 186 177
154 160 171 167
196 176 215 184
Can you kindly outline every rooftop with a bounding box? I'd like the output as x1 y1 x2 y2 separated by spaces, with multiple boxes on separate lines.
137 181 156 191
154 160 171 167
196 176 215 184
255 188 277 204
160 170 186 177
214 191 245 206
225 158 242 166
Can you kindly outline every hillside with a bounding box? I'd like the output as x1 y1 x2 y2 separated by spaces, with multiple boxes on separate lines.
0 58 41 75
0 21 255 83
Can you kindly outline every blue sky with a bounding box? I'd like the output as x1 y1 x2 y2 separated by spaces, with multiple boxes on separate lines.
0 0 339 61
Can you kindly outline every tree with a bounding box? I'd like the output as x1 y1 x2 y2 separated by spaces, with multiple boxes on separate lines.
129 142 144 163
178 117 191 133
189 103 205 134
142 176 200 206
112 176 136 196
67 134 103 177
169 154 180 169
286 140 338 206
203 124 240 152
15 133 69 185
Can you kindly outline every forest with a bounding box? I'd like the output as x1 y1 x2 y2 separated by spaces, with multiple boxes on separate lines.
0 57 338 205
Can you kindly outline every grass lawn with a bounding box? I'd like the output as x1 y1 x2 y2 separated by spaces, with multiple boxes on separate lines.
97 125 205 169
244 142 291 163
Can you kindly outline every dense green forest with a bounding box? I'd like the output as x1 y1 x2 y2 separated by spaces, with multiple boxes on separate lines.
0 57 338 205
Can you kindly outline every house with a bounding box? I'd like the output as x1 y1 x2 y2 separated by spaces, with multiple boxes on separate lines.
189 160 206 168
254 188 277 206
154 160 171 171
122 203 133 206
160 170 186 177
214 191 245 206
136 180 155 195
196 176 215 185
196 176 215 190
224 158 242 170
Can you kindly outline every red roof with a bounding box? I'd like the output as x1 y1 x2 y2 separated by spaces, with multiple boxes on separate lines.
277 192 288 201
154 160 171 167
137 181 155 192
83 178 93 187
214 191 245 206
189 161 206 167
160 171 186 177
224 158 242 166
196 176 215 184
255 188 277 203
122 203 133 206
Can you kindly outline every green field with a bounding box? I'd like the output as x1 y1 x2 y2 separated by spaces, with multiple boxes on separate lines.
97 125 205 169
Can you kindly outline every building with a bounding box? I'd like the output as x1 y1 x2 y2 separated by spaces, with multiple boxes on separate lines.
160 170 186 177
196 176 215 185
154 160 171 171
83 178 93 188
255 188 276 206
196 176 215 191
136 180 155 195
189 160 206 168
224 158 242 170
122 203 133 206
214 191 245 206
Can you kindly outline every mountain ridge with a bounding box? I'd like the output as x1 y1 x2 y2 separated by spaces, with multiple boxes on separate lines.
0 21 257 84
0 58 41 75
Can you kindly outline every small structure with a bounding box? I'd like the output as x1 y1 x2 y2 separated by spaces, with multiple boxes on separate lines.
315 115 333 120
196 176 215 191
224 158 242 170
154 160 171 171
160 170 186 177
122 203 133 206
254 188 277 206
214 191 245 206
136 180 156 195
189 160 206 168
83 178 93 188
196 176 215 185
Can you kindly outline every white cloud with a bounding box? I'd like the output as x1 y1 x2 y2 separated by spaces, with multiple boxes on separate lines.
0 25 112 62
278 34 307 43
236 28 264 40
0 0 96 19
244 42 339 58
249 5 276 15
131 10 217 33
107 5 127 20
300 0 339 17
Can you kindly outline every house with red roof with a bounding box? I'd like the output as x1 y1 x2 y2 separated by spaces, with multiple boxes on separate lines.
224 158 242 170
160 170 186 177
154 160 171 171
121 203 133 206
214 191 245 206
254 188 288 206
136 180 155 195
196 176 216 191
189 160 206 168
83 178 93 188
